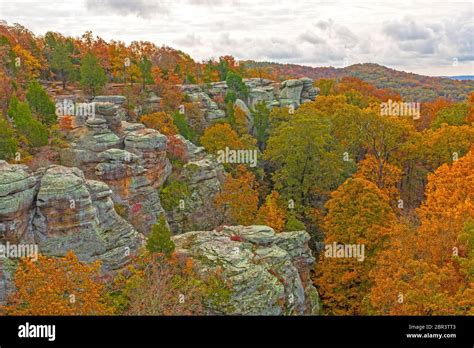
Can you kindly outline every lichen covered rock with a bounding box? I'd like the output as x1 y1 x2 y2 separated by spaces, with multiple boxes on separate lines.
172 225 319 315
0 161 38 243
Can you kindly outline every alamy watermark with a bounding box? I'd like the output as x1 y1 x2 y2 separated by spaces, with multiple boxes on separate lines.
55 99 96 120
216 147 258 167
380 99 420 120
324 242 365 262
0 242 38 261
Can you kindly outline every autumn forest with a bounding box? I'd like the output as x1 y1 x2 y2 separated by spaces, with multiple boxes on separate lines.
0 18 472 319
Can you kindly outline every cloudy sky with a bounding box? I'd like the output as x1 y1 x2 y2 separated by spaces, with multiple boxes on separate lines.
1 0 473 76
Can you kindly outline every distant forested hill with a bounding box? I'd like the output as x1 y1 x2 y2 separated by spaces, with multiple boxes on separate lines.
242 61 474 102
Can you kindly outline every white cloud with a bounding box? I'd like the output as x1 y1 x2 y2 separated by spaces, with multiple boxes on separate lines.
0 0 472 75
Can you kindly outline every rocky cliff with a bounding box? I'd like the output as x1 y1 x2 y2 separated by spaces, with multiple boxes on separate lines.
0 161 143 269
0 160 143 303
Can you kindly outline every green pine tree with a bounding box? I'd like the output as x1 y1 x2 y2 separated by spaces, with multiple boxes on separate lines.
284 212 306 231
146 215 175 256
0 117 18 160
252 101 270 150
26 80 57 125
50 42 74 89
8 95 48 148
80 52 107 96
225 71 248 102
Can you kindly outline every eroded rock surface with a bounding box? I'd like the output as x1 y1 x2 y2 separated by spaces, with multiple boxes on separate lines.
173 225 320 315
0 162 143 270
60 103 171 234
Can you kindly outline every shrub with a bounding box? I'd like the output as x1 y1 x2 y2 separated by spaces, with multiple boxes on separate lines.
146 215 175 256
159 179 190 211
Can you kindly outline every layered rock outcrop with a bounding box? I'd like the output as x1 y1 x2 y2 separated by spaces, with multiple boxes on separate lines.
0 161 143 269
0 161 37 243
173 225 320 315
0 161 144 304
161 135 225 234
60 102 171 234
180 84 226 122
180 77 318 123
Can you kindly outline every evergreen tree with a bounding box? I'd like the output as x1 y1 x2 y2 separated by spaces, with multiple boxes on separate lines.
8 95 48 148
50 42 74 89
138 57 154 88
252 101 270 150
172 112 196 142
80 52 107 96
225 71 248 102
26 80 57 125
0 117 18 160
146 215 175 256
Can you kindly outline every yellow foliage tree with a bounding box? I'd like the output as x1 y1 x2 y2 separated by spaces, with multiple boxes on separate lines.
313 178 396 315
140 111 178 136
2 251 112 315
256 191 286 232
200 123 244 155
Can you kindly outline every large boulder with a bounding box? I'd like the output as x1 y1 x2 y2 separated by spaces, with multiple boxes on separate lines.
0 162 144 305
60 116 122 177
172 225 320 315
0 161 38 243
124 128 171 188
32 165 142 268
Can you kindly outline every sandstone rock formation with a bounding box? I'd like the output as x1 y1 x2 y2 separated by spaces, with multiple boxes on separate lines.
60 102 171 234
180 77 318 124
0 161 144 303
161 135 225 234
173 225 320 315
181 84 226 122
0 161 37 243
0 161 142 269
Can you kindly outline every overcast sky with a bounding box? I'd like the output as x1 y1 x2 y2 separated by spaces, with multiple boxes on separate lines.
1 0 473 76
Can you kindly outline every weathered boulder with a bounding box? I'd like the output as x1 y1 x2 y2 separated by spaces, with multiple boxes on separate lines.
31 165 142 268
94 102 127 134
172 225 320 315
181 84 226 122
0 162 142 270
60 116 122 177
92 95 126 106
279 79 305 105
0 161 38 243
234 99 253 132
124 128 171 188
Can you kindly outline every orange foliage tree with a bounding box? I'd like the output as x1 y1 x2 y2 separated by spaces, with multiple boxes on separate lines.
140 111 178 136
369 150 474 315
354 154 402 203
313 178 396 315
2 251 112 315
215 164 259 225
